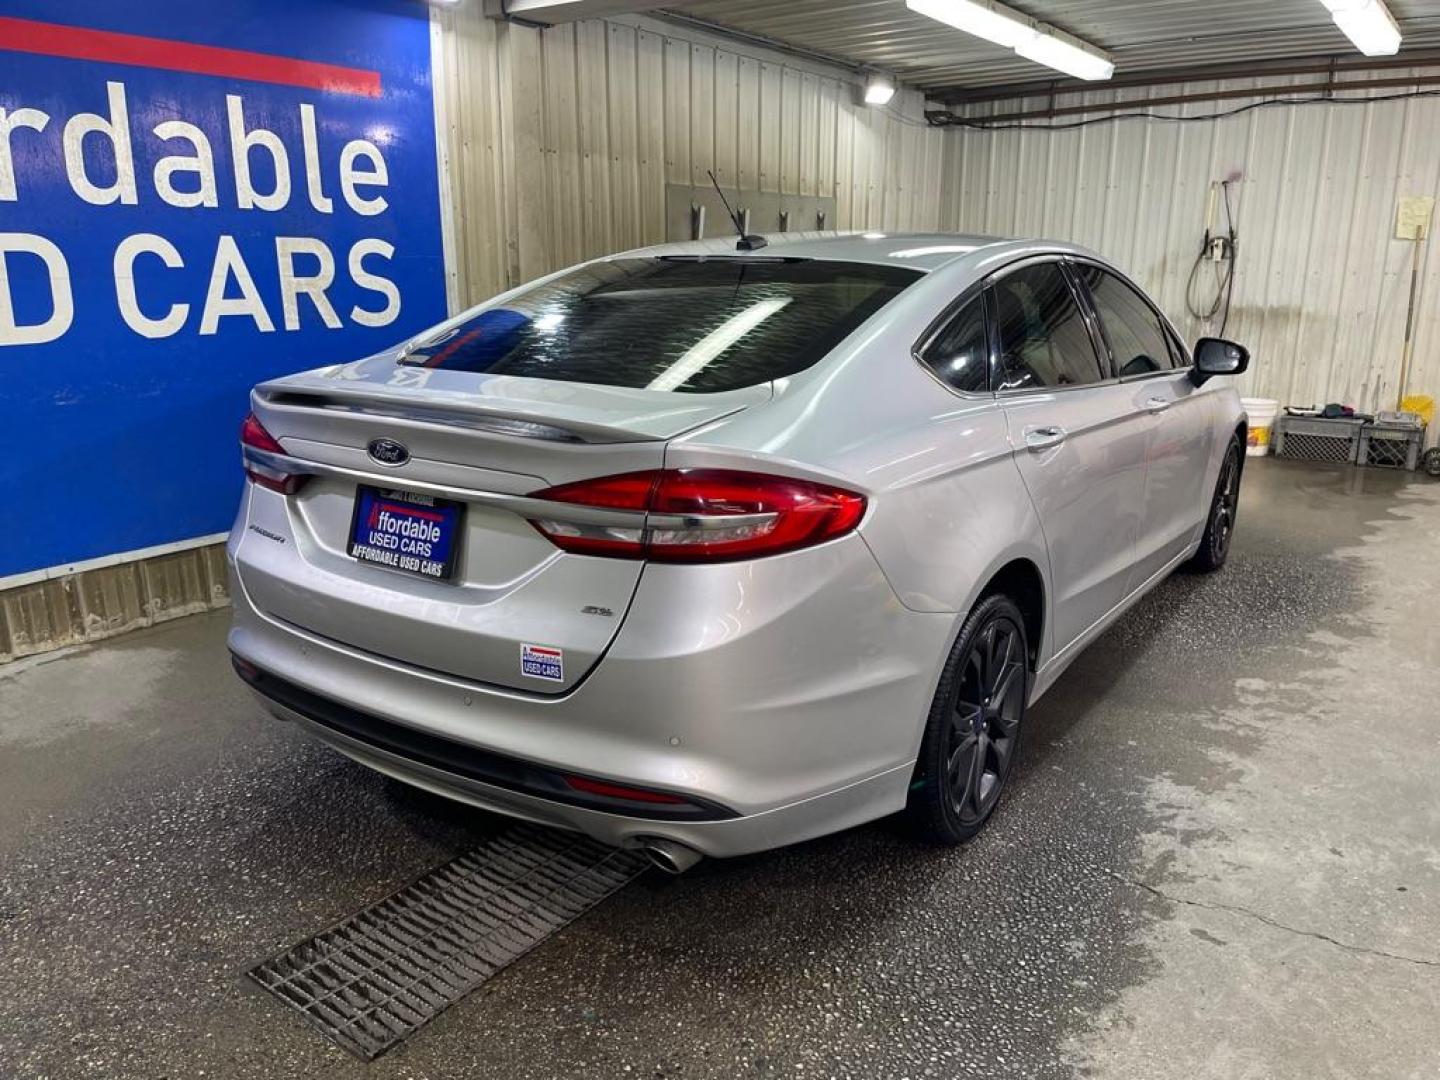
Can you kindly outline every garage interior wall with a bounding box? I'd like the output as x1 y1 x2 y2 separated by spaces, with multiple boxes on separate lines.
939 71 1440 414
9 17 1440 663
430 7 947 308
433 8 1440 416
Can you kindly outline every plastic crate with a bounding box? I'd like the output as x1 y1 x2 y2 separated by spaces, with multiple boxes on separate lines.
1359 421 1425 470
1273 415 1365 464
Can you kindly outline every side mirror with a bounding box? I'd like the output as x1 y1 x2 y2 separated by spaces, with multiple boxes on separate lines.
1190 337 1249 386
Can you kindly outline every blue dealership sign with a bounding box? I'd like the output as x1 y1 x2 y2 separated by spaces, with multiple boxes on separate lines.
0 0 448 577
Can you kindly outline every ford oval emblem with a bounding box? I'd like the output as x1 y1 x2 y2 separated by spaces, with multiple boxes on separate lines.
368 438 410 467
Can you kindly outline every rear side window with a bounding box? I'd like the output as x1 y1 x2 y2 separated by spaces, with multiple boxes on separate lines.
400 257 920 393
992 263 1105 390
920 298 989 393
1074 264 1177 376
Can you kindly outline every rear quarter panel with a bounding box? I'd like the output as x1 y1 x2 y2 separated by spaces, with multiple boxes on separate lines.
667 267 1054 669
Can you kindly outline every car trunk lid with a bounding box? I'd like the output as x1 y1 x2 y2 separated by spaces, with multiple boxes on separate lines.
234 359 768 693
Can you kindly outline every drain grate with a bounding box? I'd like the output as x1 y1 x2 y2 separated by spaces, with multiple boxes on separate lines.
249 824 649 1059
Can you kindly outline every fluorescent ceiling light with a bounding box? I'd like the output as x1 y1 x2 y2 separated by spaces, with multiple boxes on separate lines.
906 0 1114 81
906 0 1034 48
1016 29 1115 81
647 299 791 392
1320 0 1402 56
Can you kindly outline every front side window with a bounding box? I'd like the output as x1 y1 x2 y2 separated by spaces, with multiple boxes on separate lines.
399 257 920 393
920 297 989 393
992 262 1105 390
1073 265 1177 376
1164 324 1190 368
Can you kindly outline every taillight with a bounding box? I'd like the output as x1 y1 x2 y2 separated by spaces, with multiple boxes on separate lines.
528 469 866 563
240 412 309 495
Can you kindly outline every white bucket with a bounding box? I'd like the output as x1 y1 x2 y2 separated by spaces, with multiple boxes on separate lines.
1242 397 1280 457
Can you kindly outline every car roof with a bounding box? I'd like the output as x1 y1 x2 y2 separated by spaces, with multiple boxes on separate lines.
612 231 1106 275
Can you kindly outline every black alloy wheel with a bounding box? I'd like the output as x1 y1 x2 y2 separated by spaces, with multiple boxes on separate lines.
1190 437 1242 572
908 594 1028 844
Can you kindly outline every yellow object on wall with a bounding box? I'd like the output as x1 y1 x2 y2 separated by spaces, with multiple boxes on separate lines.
1401 395 1435 426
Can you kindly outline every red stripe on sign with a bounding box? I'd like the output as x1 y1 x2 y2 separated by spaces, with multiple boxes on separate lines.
0 16 381 97
377 501 445 522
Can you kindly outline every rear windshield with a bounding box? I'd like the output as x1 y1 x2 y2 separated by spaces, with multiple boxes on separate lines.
400 257 921 393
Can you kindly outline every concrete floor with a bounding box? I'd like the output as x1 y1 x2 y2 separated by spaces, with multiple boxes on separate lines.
2 458 1437 1079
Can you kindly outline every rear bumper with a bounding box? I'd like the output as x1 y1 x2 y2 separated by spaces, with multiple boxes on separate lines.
243 671 915 858
228 522 955 857
233 657 739 821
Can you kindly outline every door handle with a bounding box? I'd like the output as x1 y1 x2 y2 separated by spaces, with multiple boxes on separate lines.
1143 396 1172 413
1024 425 1067 451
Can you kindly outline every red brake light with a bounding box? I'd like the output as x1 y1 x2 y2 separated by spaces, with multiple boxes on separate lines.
527 472 654 557
538 472 658 511
240 412 284 454
240 412 309 494
648 470 866 562
528 469 866 563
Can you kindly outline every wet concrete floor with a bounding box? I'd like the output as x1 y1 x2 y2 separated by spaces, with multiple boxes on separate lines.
2 459 1437 1079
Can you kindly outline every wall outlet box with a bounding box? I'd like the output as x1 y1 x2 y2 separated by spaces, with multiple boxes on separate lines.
1396 196 1435 240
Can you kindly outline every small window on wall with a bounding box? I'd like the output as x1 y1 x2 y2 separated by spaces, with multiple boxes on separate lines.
992 262 1106 390
920 298 989 393
1073 264 1178 376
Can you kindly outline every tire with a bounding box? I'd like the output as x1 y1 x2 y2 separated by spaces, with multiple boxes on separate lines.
906 593 1029 845
1188 436 1243 573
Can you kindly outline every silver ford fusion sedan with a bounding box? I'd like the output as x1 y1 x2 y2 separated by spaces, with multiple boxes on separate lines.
228 232 1249 871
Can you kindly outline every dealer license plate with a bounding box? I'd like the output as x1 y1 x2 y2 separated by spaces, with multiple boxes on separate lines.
347 486 463 581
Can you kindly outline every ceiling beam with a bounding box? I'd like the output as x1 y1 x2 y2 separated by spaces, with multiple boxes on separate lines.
649 11 873 76
483 0 675 25
928 48 1440 105
930 71 1440 125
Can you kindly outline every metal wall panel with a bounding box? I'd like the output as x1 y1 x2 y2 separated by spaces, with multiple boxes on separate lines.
940 76 1440 418
0 544 228 664
432 8 945 308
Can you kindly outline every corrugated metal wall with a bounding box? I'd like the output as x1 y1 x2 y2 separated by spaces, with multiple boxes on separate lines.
940 74 1440 417
0 545 229 665
432 8 947 308
434 12 1440 417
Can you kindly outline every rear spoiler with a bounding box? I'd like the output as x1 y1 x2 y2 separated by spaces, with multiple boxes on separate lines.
253 374 769 445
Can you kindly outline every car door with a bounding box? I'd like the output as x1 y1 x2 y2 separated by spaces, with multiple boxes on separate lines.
992 259 1151 655
1069 261 1216 588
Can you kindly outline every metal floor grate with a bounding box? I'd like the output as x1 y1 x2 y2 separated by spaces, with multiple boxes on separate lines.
249 824 649 1059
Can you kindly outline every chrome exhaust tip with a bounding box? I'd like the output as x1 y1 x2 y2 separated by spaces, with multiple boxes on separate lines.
640 838 704 875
